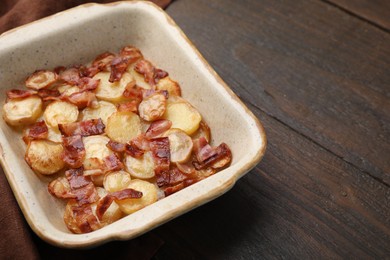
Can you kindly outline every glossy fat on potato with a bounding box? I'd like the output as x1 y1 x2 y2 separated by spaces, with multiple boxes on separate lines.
44 100 79 127
163 128 193 163
115 179 158 215
3 96 42 126
163 101 202 135
81 100 117 126
25 140 65 175
94 72 134 102
106 111 141 143
103 170 132 192
124 151 155 179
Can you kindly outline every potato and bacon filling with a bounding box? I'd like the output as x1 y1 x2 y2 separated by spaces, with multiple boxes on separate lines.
2 45 232 234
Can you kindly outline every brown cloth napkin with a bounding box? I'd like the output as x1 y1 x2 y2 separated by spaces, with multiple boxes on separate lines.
0 1 171 259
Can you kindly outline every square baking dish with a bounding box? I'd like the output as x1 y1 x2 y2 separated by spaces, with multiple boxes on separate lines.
0 1 266 248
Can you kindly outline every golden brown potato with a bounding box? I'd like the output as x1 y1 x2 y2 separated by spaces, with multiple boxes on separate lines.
116 179 158 215
156 77 181 96
124 151 155 179
25 70 57 90
94 72 133 102
25 140 64 175
43 100 79 127
81 100 117 125
3 96 42 126
127 64 152 90
163 101 202 135
106 111 141 143
57 84 80 97
163 128 193 163
103 170 132 192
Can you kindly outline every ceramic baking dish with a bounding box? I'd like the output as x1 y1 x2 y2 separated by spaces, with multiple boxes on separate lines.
0 1 266 248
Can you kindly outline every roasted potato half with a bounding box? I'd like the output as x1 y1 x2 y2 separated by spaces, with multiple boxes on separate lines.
83 135 113 169
25 140 65 175
3 96 42 126
103 170 132 192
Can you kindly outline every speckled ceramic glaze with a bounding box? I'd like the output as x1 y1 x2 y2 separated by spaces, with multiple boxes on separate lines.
0 1 266 248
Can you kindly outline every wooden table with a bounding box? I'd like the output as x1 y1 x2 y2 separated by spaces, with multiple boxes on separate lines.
12 0 389 258
150 0 390 258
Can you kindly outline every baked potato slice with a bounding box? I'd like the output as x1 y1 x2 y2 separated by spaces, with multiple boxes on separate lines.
81 100 117 125
25 140 64 175
156 77 181 96
115 179 158 215
124 151 155 179
106 111 141 143
103 170 132 192
82 135 113 169
94 72 133 102
163 128 193 163
43 100 79 127
163 101 202 135
3 96 42 126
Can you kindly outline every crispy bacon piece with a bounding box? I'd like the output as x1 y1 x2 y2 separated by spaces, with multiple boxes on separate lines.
193 137 217 163
125 141 145 158
62 135 86 168
37 88 61 101
65 168 90 189
110 188 143 200
25 70 58 90
106 140 126 153
96 195 115 221
78 77 100 92
92 52 115 71
119 46 143 62
131 134 150 151
145 119 172 139
23 121 48 143
6 89 37 99
59 67 80 85
65 168 98 205
65 91 98 109
150 137 170 175
109 56 130 83
163 178 198 196
70 203 100 233
193 143 232 170
122 81 143 101
156 167 189 187
134 59 168 86
103 154 124 172
59 118 105 137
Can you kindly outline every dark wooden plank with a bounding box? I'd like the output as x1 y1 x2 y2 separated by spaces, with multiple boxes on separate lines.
325 0 390 31
153 107 390 259
166 0 390 185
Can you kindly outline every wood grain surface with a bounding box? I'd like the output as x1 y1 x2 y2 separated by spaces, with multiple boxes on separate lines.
148 0 390 259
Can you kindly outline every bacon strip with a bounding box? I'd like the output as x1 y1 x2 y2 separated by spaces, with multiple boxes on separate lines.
122 81 143 101
193 143 232 170
193 137 217 163
134 59 168 86
6 89 37 99
65 91 98 109
110 188 143 200
78 77 100 92
125 141 144 158
103 154 124 172
64 168 99 205
92 52 115 71
109 56 131 83
145 119 172 139
106 140 126 153
96 195 115 221
119 46 143 62
117 101 139 113
37 88 61 101
71 204 100 233
62 135 86 168
59 118 105 137
59 67 80 85
163 179 198 196
23 121 48 143
150 137 170 175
